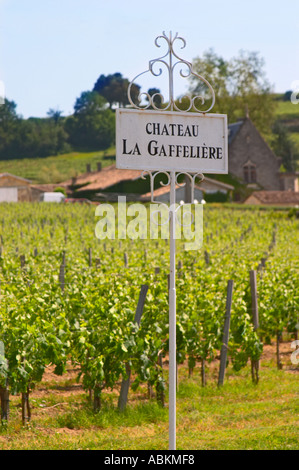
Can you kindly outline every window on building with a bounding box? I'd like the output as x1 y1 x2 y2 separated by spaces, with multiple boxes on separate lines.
243 162 256 183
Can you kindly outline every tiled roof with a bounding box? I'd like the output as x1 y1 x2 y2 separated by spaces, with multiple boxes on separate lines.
248 191 299 204
141 184 181 200
200 176 234 191
67 165 142 192
0 173 31 183
31 183 66 192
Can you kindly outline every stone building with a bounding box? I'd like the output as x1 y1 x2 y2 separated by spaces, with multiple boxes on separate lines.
228 117 298 191
0 173 32 202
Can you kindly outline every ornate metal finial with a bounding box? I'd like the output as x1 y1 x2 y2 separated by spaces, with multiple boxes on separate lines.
127 31 215 113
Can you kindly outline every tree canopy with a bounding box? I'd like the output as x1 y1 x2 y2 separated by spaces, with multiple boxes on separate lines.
188 49 277 136
0 99 69 159
271 121 297 172
0 99 19 156
65 91 115 150
93 72 140 108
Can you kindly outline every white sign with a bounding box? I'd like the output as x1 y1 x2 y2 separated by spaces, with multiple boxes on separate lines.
116 109 228 174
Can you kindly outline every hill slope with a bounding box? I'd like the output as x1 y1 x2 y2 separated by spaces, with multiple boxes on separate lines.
0 148 116 184
0 95 298 183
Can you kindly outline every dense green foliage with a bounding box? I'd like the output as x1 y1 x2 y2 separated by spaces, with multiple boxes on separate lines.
189 49 276 134
0 73 139 160
0 94 115 160
93 73 141 109
64 92 115 151
0 100 71 159
188 51 299 170
0 203 297 418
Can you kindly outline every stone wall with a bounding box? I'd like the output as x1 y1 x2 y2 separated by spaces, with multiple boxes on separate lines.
228 118 281 190
17 186 32 202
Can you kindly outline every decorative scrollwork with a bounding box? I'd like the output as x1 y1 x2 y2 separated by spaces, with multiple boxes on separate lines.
174 172 204 203
128 31 215 113
141 170 171 204
141 170 204 204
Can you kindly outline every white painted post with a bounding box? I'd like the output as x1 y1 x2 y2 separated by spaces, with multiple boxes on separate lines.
169 170 176 450
168 38 177 450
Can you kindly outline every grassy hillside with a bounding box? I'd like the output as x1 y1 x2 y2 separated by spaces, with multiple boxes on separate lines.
0 94 298 183
0 148 116 184
275 99 299 121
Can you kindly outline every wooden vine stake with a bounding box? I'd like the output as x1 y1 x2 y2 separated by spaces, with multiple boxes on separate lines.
59 264 65 292
118 284 149 411
0 383 9 423
0 341 9 423
276 333 283 370
21 387 31 425
218 280 233 386
20 255 25 269
250 270 260 382
204 251 210 265
156 352 165 407
201 358 206 387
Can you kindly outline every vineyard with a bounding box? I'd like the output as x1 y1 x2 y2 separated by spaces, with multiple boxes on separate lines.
0 201 298 434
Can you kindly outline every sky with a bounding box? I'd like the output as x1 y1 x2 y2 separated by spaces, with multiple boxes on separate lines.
0 0 298 119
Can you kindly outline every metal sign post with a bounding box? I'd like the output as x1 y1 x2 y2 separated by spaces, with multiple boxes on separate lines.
116 31 228 450
168 169 177 450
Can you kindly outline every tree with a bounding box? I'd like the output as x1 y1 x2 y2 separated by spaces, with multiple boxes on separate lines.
146 88 163 109
271 121 296 172
14 118 69 158
73 90 109 115
0 100 70 159
188 49 277 136
0 98 20 157
93 73 140 108
65 91 115 150
47 108 63 124
283 91 292 102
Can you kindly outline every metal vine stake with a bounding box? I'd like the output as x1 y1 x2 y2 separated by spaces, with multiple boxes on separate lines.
127 30 215 113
